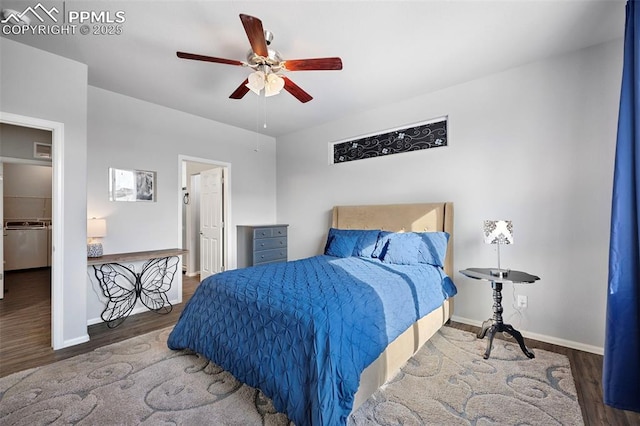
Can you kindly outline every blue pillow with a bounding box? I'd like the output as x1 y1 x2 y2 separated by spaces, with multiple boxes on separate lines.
415 231 450 266
324 228 381 257
324 228 345 254
325 233 359 258
353 230 381 257
324 228 337 253
372 231 394 258
381 232 422 265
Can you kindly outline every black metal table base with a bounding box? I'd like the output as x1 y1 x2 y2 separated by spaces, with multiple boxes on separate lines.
92 256 179 328
477 280 535 359
478 319 535 359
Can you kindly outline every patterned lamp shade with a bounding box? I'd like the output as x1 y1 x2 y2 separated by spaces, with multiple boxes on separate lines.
483 220 513 245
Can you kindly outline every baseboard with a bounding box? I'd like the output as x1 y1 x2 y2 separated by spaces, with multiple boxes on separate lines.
61 334 90 348
451 315 604 355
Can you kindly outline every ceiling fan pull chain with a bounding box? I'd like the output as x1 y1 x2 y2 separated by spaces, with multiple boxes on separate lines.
263 94 268 129
254 94 260 152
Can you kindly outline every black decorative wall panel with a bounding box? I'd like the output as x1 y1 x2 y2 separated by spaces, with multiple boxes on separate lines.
332 118 447 164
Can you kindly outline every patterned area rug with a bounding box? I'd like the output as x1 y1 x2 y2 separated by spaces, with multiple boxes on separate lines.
350 326 584 425
0 326 583 425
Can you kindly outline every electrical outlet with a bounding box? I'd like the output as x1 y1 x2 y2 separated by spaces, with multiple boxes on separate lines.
517 295 528 308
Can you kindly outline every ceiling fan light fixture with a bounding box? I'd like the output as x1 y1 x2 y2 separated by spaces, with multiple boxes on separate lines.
246 70 266 94
264 73 285 97
246 70 284 97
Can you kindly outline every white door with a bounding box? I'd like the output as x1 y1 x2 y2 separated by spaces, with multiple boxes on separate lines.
200 167 223 280
0 162 4 299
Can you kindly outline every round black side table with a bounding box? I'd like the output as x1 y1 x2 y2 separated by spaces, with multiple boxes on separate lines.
460 268 540 359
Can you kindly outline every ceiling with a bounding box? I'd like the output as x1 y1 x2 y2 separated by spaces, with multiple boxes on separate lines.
0 1 626 137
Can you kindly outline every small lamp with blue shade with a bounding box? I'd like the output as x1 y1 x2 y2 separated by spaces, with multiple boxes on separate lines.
483 220 513 277
87 218 107 258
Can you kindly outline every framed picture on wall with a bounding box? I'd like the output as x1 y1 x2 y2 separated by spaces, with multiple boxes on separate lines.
109 167 156 202
329 116 448 164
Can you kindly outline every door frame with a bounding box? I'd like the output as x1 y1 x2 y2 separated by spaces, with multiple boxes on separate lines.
0 162 3 299
0 111 64 349
178 155 231 285
185 173 201 276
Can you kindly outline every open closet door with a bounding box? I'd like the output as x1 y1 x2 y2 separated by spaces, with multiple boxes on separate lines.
199 167 223 280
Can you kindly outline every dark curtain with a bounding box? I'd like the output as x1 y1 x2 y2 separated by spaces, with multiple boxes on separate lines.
604 0 640 413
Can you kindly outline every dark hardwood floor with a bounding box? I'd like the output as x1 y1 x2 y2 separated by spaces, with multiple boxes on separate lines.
0 268 199 377
1 269 638 425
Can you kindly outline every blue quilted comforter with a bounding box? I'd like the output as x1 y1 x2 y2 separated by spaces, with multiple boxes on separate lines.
168 255 456 425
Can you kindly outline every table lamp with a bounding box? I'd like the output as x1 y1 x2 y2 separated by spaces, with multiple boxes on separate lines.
483 220 513 277
87 218 107 258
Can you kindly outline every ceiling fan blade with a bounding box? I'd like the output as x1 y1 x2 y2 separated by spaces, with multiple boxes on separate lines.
239 14 268 57
283 77 313 103
283 57 343 71
177 51 244 67
229 79 250 99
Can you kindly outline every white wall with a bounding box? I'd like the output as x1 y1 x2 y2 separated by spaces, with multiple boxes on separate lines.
276 39 623 352
3 163 52 220
0 38 88 347
0 123 52 161
86 87 277 323
3 163 52 199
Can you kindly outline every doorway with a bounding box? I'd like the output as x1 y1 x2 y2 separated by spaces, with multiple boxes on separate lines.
2 161 53 276
1 124 53 298
179 156 230 281
0 114 62 351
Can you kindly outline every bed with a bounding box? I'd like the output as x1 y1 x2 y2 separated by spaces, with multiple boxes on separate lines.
168 202 455 425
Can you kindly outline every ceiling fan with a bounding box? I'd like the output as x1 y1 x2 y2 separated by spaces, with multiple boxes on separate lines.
176 14 343 103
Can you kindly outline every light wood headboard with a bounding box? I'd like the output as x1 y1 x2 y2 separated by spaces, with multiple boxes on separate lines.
331 202 454 276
